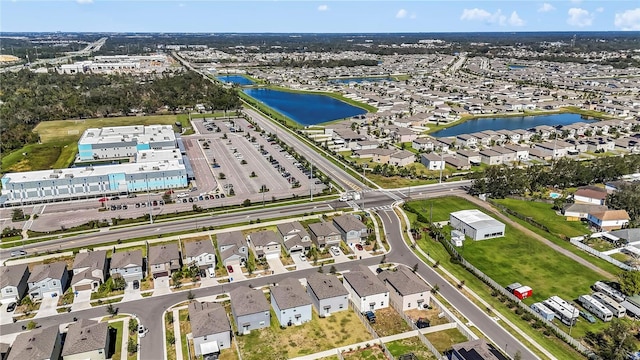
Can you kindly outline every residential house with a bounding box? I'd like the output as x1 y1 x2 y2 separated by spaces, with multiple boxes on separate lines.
332 214 368 247
277 221 312 254
535 142 567 159
61 319 110 360
609 228 640 245
562 203 608 221
270 277 313 326
306 272 350 317
587 210 631 231
435 137 457 151
148 243 181 278
456 134 477 148
513 129 533 143
586 138 615 153
444 156 471 170
574 186 608 205
183 240 216 270
371 148 397 165
389 150 416 167
342 266 389 313
470 132 492 146
247 230 281 259
109 249 144 283
392 127 418 143
0 264 29 304
216 231 248 266
189 301 232 357
71 250 108 293
7 326 61 360
448 339 507 360
527 147 553 161
421 153 445 170
27 262 68 301
378 267 431 311
479 149 503 166
533 125 554 140
491 147 517 163
353 141 379 151
412 138 435 152
456 150 481 165
308 222 342 249
503 145 529 161
229 286 270 334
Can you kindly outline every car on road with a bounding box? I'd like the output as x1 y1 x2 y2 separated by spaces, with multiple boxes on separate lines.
227 265 234 273
138 324 148 338
110 196 120 200
6 303 16 312
355 244 363 251
10 250 27 257
299 254 306 261
220 194 225 198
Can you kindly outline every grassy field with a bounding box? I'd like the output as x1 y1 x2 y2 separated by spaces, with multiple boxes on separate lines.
405 197 603 304
342 345 387 360
179 309 190 360
165 312 177 360
236 309 372 360
492 198 589 238
110 321 124 360
369 307 413 337
2 115 182 173
386 336 437 360
424 328 468 353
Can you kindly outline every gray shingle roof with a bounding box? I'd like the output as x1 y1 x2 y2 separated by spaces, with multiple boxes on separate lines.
332 214 366 233
183 239 215 258
72 250 107 272
61 319 108 356
148 243 180 266
27 262 67 283
230 286 270 317
277 221 309 240
271 277 312 310
7 325 59 360
0 264 29 289
217 231 246 250
188 301 231 338
377 267 430 296
110 249 143 269
248 230 279 247
308 222 340 237
451 339 505 360
609 228 640 243
306 273 348 300
343 266 388 297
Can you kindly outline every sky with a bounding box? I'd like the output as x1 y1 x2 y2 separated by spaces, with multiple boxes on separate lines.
1 0 639 33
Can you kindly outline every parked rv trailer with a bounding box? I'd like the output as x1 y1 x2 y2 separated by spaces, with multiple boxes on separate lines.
592 292 626 318
578 294 613 322
592 281 626 303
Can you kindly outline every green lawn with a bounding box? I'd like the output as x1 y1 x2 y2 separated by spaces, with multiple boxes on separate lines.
110 321 124 360
492 198 588 238
342 345 387 360
424 328 468 353
408 197 603 304
386 336 437 359
236 309 372 360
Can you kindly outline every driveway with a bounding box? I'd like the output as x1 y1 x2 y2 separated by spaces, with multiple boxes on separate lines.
0 303 16 325
122 281 142 302
153 277 171 296
266 257 287 274
71 290 92 311
291 253 313 270
35 295 59 319
352 246 372 260
227 264 246 282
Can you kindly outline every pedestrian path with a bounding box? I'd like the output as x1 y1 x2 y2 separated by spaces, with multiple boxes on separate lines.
173 308 183 360
121 318 130 360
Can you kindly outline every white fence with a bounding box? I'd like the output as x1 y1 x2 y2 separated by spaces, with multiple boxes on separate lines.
570 238 634 271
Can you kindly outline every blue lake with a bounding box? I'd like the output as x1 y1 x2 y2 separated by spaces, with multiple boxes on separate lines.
329 77 394 84
431 113 596 138
216 75 254 85
244 88 367 125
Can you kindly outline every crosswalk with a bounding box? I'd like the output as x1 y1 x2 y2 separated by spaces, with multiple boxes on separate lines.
367 205 394 211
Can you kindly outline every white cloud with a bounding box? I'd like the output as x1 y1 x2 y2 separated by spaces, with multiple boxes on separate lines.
317 4 328 12
509 11 525 26
460 8 492 21
76 0 93 3
615 8 640 30
396 9 408 19
538 3 555 13
567 7 593 27
596 7 604 13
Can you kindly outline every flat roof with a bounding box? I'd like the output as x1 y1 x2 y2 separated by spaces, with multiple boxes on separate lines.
3 160 185 183
450 209 504 230
79 125 175 146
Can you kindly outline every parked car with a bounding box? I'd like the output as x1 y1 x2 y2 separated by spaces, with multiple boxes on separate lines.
364 311 376 323
330 246 341 256
299 253 306 261
375 267 384 274
580 310 596 324
207 267 215 278
355 244 363 251
133 280 140 290
6 303 16 312
416 318 430 329
227 265 234 273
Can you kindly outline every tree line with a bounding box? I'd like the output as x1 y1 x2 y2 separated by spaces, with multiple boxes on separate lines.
0 70 241 153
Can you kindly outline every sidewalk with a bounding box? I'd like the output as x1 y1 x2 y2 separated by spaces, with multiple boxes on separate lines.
173 309 184 360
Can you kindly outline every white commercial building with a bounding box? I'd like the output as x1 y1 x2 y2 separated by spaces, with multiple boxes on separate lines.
449 209 505 241
78 125 176 161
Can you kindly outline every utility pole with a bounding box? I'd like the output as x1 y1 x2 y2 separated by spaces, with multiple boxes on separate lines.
310 162 313 201
438 151 444 184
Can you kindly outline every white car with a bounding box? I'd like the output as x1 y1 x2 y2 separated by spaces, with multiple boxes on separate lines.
138 324 148 338
330 246 341 256
299 254 306 261
207 267 215 278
